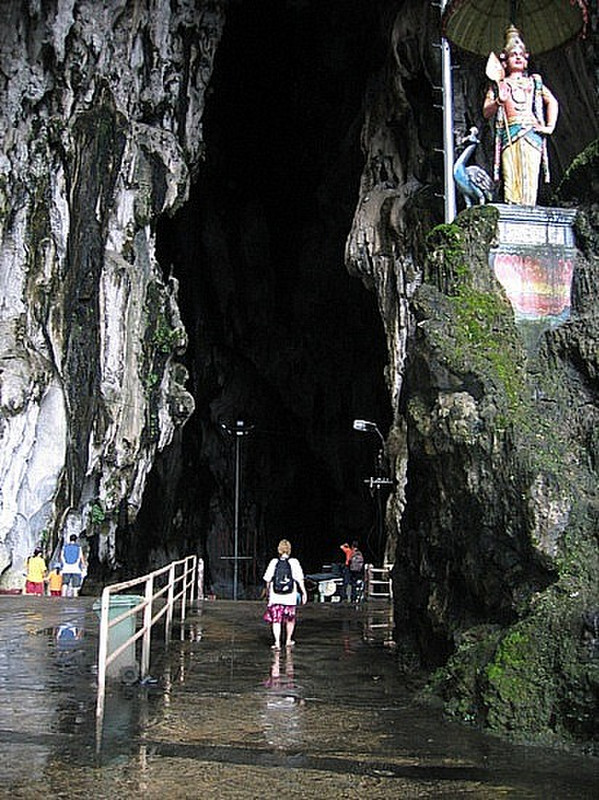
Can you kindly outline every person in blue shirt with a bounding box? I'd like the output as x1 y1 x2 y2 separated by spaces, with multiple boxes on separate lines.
60 535 87 597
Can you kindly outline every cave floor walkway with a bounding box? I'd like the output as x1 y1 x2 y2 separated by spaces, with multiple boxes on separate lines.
0 594 597 798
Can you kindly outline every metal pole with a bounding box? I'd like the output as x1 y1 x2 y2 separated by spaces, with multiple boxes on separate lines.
188 555 196 605
376 450 385 560
220 419 254 599
165 562 175 643
197 557 204 601
180 561 187 629
95 586 110 752
353 419 393 566
233 423 241 601
441 0 457 222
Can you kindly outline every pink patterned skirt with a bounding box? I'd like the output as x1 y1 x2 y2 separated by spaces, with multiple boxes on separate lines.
263 604 297 624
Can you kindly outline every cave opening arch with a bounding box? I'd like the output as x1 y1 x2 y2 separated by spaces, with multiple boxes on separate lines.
136 0 393 597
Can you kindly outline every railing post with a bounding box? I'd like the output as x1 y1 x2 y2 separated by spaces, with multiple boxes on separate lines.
180 560 187 628
165 563 175 643
95 586 111 747
194 555 199 603
197 557 204 602
189 556 196 607
141 575 153 679
187 556 195 605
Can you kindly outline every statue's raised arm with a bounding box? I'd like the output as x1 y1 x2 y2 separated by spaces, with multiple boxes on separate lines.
482 26 559 206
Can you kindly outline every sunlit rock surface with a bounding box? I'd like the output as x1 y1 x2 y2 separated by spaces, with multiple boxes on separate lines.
0 0 224 586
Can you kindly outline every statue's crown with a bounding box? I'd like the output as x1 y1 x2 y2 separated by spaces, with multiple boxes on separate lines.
502 24 527 56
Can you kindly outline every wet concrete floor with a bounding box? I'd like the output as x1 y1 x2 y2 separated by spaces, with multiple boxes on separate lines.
0 595 597 798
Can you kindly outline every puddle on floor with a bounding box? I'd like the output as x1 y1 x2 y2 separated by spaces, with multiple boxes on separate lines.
0 598 597 798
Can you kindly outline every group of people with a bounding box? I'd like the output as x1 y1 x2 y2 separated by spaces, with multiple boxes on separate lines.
24 535 87 598
261 537 365 650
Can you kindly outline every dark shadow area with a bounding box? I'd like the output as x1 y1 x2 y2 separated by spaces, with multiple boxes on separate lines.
136 1 392 595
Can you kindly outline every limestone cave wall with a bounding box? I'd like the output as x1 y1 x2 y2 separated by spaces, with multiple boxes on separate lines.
0 0 223 586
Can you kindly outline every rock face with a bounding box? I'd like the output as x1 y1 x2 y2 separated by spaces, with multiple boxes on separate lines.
405 207 599 747
345 2 599 747
0 0 225 586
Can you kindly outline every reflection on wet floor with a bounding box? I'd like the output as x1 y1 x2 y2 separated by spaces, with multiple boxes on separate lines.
261 649 304 750
0 596 597 799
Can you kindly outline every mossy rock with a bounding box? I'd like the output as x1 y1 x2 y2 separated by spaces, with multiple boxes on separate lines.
426 575 599 750
413 206 599 753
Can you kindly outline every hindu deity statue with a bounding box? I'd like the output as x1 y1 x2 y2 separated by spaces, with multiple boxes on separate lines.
483 25 559 206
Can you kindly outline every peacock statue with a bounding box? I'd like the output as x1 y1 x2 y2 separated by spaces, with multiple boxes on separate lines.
453 126 494 208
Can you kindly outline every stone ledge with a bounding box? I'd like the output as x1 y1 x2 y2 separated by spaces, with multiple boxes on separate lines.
491 203 577 248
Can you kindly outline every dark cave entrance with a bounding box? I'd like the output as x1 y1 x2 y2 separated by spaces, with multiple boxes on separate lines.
143 0 392 597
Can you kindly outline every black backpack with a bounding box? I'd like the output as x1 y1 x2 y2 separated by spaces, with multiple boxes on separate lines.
273 557 294 594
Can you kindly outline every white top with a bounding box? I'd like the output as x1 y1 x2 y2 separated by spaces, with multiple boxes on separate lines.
263 556 305 606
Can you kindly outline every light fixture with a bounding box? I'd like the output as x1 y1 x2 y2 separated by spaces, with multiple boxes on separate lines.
352 419 392 564
353 418 385 448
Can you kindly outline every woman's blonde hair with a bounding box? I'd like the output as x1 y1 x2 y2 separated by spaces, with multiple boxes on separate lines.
277 539 291 556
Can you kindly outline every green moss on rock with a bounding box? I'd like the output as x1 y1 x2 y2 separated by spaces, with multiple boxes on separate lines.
416 210 527 424
412 206 599 753
430 572 599 749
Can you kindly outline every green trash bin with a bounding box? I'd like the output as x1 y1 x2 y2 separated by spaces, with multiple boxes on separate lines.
94 594 143 683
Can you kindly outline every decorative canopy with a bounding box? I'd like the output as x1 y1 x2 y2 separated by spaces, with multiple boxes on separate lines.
441 0 589 57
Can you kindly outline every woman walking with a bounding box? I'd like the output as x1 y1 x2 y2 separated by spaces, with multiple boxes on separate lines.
263 539 307 650
24 548 47 595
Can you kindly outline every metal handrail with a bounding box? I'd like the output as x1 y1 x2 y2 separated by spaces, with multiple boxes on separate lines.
95 555 203 745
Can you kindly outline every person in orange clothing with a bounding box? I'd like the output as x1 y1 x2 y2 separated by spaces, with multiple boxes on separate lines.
340 540 365 603
340 542 355 565
47 565 63 597
340 541 356 602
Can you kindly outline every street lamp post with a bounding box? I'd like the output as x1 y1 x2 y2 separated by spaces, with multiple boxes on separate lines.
220 419 254 600
352 419 394 564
